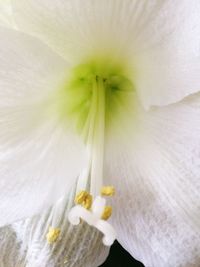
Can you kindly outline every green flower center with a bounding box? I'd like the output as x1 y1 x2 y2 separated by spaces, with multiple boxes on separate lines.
55 56 134 139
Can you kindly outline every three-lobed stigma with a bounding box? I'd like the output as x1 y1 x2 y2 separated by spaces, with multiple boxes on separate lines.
68 186 116 246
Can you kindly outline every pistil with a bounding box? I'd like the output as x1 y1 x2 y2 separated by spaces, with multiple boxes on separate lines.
47 56 133 246
68 75 116 246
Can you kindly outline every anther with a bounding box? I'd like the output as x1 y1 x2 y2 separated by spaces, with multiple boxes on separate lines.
46 227 61 244
75 191 93 210
101 186 115 197
101 206 112 220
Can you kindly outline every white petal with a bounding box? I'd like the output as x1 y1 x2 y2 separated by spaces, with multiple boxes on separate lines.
0 0 16 28
0 27 85 226
105 93 200 266
11 0 200 106
134 0 200 108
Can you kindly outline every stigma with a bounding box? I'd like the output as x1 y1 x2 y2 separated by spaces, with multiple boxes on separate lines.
68 187 116 246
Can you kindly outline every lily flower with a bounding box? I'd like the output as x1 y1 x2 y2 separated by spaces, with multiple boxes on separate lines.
0 1 200 266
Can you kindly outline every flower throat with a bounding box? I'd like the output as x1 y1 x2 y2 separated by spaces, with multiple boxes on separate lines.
57 56 133 140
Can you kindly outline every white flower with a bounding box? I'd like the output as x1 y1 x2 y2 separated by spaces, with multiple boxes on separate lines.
0 1 200 266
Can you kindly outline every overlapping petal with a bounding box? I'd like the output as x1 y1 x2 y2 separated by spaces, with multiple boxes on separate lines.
106 93 200 266
0 189 109 267
0 1 200 266
0 27 85 226
11 0 200 107
0 0 15 28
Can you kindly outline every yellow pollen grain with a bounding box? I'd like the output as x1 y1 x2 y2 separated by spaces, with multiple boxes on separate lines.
64 258 69 264
101 206 112 220
46 227 61 244
101 186 115 197
75 191 93 210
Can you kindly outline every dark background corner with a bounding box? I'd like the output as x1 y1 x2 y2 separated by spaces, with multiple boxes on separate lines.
99 241 145 267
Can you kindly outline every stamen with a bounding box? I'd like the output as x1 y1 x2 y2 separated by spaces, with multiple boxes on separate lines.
46 227 61 244
101 186 115 196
